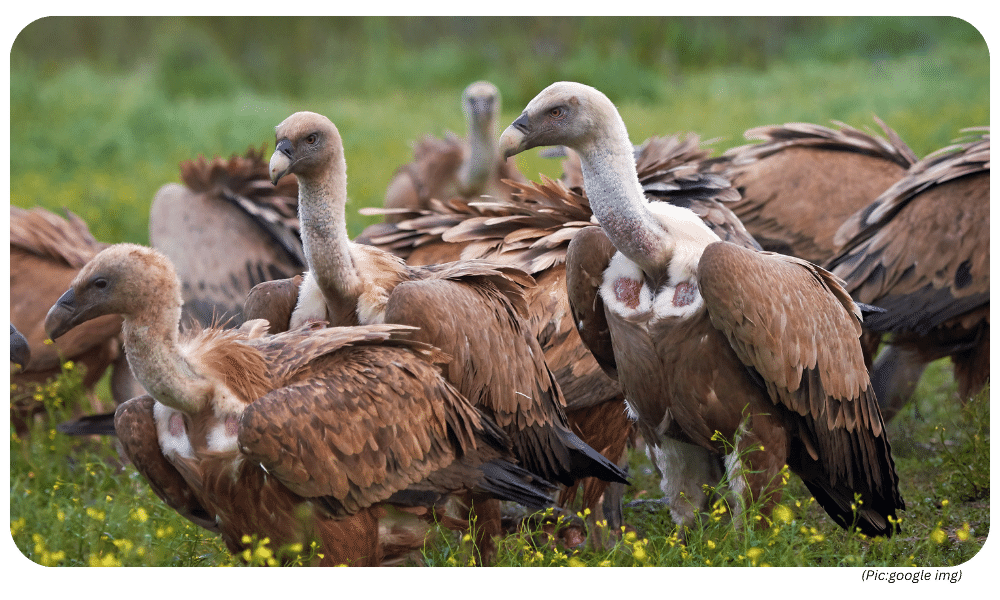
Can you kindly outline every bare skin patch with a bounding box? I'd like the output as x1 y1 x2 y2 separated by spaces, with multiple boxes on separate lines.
613 277 643 309
225 415 239 437
673 281 697 307
169 412 186 437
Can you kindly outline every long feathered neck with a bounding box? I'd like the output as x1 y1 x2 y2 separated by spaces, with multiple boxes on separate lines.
121 281 211 414
296 150 366 309
575 108 672 273
459 115 498 195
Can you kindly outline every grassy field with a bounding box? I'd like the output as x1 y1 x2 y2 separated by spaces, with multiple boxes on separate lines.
7 16 990 574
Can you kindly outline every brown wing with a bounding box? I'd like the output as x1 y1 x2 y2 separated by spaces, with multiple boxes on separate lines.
829 132 989 334
237 340 494 517
382 134 465 221
150 148 304 329
718 120 915 264
384 265 626 487
565 226 619 381
698 241 902 533
243 275 303 334
114 395 220 532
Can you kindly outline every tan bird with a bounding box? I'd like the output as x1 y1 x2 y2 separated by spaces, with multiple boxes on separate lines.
150 145 304 329
712 119 917 265
828 129 989 420
499 81 903 537
252 110 628 560
380 81 526 223
357 133 757 543
9 206 143 435
44 243 554 566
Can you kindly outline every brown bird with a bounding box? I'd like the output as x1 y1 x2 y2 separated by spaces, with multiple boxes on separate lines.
44 243 554 566
356 133 757 543
500 81 903 537
713 119 917 265
828 129 989 420
379 81 526 224
9 205 143 435
150 145 304 329
253 110 628 561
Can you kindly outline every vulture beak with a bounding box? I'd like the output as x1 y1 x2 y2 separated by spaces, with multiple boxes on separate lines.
44 288 91 341
269 138 295 185
499 113 531 159
10 325 30 370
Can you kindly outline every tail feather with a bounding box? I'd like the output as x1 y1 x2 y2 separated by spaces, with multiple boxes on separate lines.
476 460 557 509
57 412 117 436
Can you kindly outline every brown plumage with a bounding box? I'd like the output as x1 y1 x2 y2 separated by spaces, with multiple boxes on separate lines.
9 206 143 435
252 111 628 560
501 82 903 537
828 129 989 419
713 119 917 264
357 133 756 539
150 145 304 329
379 81 525 224
45 243 553 566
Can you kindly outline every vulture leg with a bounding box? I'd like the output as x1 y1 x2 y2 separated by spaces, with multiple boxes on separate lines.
871 345 928 422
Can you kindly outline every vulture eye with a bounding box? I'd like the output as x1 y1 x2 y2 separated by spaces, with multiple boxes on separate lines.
549 107 565 119
94 278 108 290
305 133 318 145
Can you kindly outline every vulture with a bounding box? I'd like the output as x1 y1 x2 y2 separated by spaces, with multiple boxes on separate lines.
249 111 628 561
827 129 990 420
357 132 757 543
150 145 304 330
44 243 555 566
9 206 144 435
10 323 30 369
380 80 526 223
712 119 917 265
499 81 904 537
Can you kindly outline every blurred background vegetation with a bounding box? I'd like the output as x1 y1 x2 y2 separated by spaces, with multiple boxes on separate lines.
9 16 989 245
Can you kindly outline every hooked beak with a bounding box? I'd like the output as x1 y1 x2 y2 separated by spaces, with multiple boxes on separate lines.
269 138 294 185
44 288 87 341
498 113 531 159
9 325 30 370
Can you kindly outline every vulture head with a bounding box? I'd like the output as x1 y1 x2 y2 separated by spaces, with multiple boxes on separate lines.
499 81 629 160
269 111 346 186
45 244 180 341
462 80 501 130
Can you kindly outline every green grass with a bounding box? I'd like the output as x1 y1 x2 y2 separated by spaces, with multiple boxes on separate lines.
8 360 989 568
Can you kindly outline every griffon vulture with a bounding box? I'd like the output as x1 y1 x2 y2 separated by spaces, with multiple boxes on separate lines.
249 110 628 560
499 81 903 537
356 132 757 543
44 243 554 566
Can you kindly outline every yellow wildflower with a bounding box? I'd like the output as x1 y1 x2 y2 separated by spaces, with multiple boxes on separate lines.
930 528 947 544
956 523 971 542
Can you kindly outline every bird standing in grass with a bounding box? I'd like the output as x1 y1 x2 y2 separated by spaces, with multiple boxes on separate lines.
500 81 903 537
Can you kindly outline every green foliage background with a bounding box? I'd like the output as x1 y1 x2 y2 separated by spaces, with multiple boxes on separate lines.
9 16 989 245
